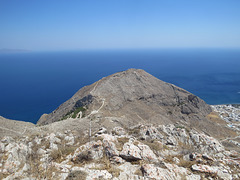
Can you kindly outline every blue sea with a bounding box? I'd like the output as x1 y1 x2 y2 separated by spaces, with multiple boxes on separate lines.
0 49 240 123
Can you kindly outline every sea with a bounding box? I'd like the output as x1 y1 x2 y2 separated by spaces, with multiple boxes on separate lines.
0 49 240 124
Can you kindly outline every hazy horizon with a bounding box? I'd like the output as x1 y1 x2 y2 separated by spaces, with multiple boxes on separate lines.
1 0 240 51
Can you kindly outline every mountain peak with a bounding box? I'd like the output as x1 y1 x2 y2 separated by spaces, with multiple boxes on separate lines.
37 69 213 134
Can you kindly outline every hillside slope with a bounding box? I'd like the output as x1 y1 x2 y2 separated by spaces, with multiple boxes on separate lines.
37 69 212 130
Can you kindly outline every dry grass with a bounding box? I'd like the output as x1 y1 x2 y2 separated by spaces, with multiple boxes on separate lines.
134 168 143 176
27 149 56 179
72 150 93 164
164 154 195 169
177 141 194 154
117 137 129 144
93 154 121 177
116 137 129 151
50 145 77 163
139 139 163 153
207 112 227 125
66 170 88 180
178 158 195 169
127 127 141 136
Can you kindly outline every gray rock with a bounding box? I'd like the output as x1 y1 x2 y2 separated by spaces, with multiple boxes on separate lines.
37 69 212 135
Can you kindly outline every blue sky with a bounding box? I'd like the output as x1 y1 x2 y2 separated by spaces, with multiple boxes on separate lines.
1 0 240 51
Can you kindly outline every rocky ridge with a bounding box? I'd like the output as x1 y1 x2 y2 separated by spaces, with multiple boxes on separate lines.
1 123 240 179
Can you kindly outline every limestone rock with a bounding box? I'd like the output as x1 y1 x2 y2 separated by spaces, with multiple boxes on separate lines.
136 141 158 162
191 164 218 174
141 163 188 180
103 139 119 157
72 140 103 162
120 142 142 161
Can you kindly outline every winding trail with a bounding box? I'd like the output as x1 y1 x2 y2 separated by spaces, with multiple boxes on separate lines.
90 81 99 95
87 98 105 118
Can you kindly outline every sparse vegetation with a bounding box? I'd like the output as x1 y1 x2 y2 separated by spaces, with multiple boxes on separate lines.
134 168 143 176
66 170 88 180
177 157 195 169
127 127 140 136
72 150 93 164
94 154 122 177
61 106 87 120
116 137 129 151
50 145 77 163
72 107 86 118
140 139 163 153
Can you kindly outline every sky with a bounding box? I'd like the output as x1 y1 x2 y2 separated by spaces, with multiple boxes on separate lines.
0 0 240 51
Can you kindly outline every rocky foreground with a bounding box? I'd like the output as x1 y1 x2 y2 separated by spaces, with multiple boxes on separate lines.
1 121 240 180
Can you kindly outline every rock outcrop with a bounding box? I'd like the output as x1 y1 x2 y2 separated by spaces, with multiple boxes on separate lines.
1 124 239 179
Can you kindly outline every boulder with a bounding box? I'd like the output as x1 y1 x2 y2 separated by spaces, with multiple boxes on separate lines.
103 139 119 157
136 141 158 162
72 140 103 162
141 163 188 180
120 142 142 161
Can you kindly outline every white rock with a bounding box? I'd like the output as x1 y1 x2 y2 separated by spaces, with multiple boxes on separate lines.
22 163 30 172
111 156 125 164
37 148 47 155
86 169 112 180
47 133 61 144
120 142 142 160
1 136 14 144
118 162 140 179
191 164 218 174
65 136 75 146
173 157 180 164
141 163 187 180
103 139 119 157
0 142 5 152
34 137 42 145
97 127 108 135
137 141 158 162
72 140 103 161
217 170 232 180
186 174 201 180
112 126 126 136
50 143 58 150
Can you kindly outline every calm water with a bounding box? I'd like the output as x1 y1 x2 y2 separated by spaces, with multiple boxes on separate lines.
0 49 240 123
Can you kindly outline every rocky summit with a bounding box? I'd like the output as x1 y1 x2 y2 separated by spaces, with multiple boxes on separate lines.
0 69 240 179
36 69 235 139
38 69 212 126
